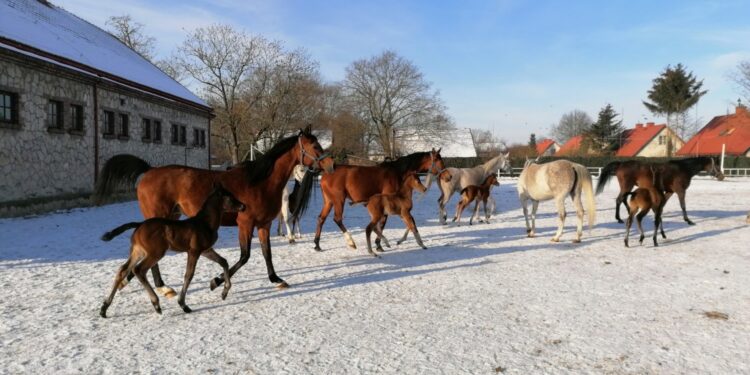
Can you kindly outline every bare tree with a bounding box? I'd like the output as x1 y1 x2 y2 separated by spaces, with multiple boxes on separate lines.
730 61 750 103
549 109 592 143
155 55 187 83
105 15 156 60
472 129 507 159
344 50 453 158
174 24 270 163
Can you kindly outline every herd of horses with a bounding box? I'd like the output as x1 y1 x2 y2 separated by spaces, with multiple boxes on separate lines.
93 126 726 317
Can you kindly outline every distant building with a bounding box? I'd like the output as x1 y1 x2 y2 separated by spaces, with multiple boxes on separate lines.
0 0 212 215
370 127 478 161
555 135 585 156
677 106 750 156
535 139 559 156
615 122 684 157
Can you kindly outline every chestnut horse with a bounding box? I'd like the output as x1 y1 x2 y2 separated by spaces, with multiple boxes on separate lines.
94 127 334 295
596 157 725 225
313 149 449 251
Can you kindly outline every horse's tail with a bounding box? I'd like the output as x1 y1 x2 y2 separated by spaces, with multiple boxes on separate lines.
595 161 620 195
289 169 316 222
93 154 152 204
101 222 142 241
573 164 596 230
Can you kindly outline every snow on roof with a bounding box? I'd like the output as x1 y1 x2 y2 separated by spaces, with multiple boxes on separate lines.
397 128 477 158
0 0 207 108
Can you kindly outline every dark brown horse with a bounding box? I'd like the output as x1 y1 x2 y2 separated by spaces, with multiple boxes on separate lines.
94 127 335 295
99 186 245 317
596 157 725 225
313 149 450 251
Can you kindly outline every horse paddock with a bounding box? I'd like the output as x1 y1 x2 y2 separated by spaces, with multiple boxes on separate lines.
1 177 748 373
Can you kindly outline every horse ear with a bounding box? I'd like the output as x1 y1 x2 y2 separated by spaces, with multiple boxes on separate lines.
303 124 312 134
437 147 442 153
504 152 510 158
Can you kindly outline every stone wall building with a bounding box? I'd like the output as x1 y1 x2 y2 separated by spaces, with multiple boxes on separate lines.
0 0 212 216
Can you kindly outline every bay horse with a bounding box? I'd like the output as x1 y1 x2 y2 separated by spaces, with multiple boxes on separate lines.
94 126 335 295
437 153 511 224
363 171 429 257
623 186 666 248
314 149 449 252
452 173 499 225
99 186 245 318
596 157 725 225
517 159 596 242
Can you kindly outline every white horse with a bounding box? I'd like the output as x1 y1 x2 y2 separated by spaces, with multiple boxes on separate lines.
276 164 308 243
517 159 596 242
437 153 511 224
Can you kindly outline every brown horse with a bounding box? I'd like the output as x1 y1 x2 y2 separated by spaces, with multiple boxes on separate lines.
313 149 449 251
363 171 429 257
596 157 725 225
623 186 665 248
99 187 245 317
452 173 499 225
94 127 335 295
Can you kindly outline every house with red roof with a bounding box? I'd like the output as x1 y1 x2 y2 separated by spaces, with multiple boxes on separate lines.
555 135 586 156
615 122 684 157
677 106 750 156
535 139 559 156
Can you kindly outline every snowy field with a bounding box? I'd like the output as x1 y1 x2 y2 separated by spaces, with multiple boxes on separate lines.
1 177 749 374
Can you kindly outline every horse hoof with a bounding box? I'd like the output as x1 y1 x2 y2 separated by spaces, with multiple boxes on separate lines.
572 239 581 243
181 305 192 313
154 306 162 315
313 246 323 252
222 289 229 300
550 238 560 243
421 246 428 250
687 221 695 226
617 219 624 224
288 239 296 244
276 281 290 289
99 304 108 318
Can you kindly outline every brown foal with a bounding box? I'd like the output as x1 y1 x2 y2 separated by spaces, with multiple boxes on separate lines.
623 170 666 247
364 172 429 257
452 173 499 225
99 187 245 318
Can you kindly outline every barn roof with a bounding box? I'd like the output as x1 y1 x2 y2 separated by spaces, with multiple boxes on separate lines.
397 128 477 158
555 135 583 156
535 139 557 154
0 0 208 109
677 106 750 156
615 122 667 157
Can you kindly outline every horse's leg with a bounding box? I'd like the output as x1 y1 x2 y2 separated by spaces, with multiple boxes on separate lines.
438 183 452 225
201 248 232 300
530 200 540 237
177 251 199 313
572 192 584 243
469 199 481 225
624 209 634 248
133 260 161 315
375 216 390 250
329 200 355 249
483 197 491 223
404 213 427 249
258 224 288 288
453 199 466 225
615 180 632 224
551 197 566 242
676 189 694 225
211 221 253 290
100 255 136 318
397 227 410 245
658 198 667 239
520 196 531 236
365 221 379 257
314 197 333 251
636 210 648 245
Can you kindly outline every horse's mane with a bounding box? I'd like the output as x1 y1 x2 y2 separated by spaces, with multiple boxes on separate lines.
481 153 505 172
669 156 712 175
379 152 431 175
236 133 316 185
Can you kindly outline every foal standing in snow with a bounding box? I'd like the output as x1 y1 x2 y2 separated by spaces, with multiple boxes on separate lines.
453 173 500 225
517 159 596 242
364 172 428 257
99 187 245 318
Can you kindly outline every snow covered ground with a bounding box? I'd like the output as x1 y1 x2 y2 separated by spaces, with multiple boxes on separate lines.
1 177 749 374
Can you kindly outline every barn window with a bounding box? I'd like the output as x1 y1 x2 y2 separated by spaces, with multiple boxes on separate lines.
142 118 151 141
69 104 84 133
171 123 179 144
47 99 64 130
0 90 19 126
118 113 129 139
153 120 162 143
103 110 115 136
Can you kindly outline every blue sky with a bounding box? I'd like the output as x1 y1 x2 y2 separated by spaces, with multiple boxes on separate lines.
60 0 750 143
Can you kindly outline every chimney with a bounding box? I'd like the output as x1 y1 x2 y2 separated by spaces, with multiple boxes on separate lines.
646 122 655 127
635 123 643 129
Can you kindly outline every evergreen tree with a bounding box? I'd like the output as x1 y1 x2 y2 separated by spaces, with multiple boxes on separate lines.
586 104 624 154
528 133 537 150
643 63 707 139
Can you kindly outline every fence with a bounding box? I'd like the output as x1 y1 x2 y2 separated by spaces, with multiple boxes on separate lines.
498 167 750 178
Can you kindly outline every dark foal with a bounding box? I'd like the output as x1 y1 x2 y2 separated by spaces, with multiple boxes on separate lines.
452 173 499 225
623 187 666 247
99 187 245 318
364 172 428 257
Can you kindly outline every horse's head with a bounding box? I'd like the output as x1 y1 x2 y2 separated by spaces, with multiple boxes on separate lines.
498 152 512 174
403 171 427 194
427 148 449 180
206 185 246 214
439 169 452 182
297 125 335 174
484 173 500 187
706 157 725 181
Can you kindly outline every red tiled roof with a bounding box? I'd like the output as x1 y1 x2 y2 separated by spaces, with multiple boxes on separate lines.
555 135 583 156
536 139 556 154
615 123 667 157
677 106 750 156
